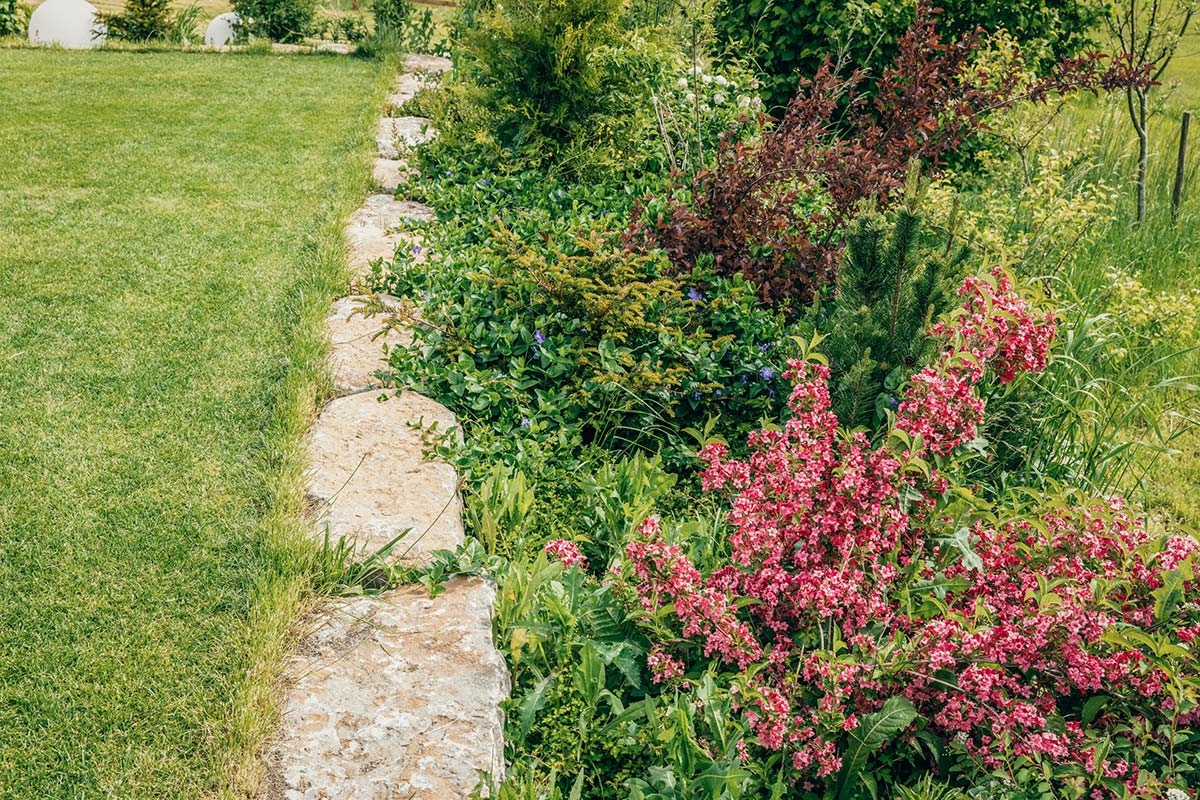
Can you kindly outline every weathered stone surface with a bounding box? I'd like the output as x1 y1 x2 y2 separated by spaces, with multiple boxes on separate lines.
316 41 353 54
270 42 310 53
372 158 413 193
306 390 462 562
377 117 436 159
404 53 453 75
326 295 410 395
350 194 436 228
387 73 427 108
345 195 434 277
266 56 507 800
28 0 105 48
265 578 508 800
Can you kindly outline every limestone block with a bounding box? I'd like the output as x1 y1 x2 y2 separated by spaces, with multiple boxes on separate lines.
388 73 426 108
345 195 434 277
377 117 436 160
326 295 410 395
265 578 508 800
306 391 462 562
404 53 452 75
372 158 412 193
28 0 106 48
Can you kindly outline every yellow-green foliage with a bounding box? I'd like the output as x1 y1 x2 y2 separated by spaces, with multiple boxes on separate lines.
929 137 1117 274
1107 270 1200 345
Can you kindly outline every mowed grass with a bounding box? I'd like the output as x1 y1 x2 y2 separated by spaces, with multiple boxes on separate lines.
23 0 457 28
0 50 383 798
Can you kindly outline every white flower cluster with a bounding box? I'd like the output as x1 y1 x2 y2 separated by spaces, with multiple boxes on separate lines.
672 68 762 118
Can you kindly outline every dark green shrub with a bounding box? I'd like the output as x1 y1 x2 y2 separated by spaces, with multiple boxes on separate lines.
461 0 629 144
98 0 172 40
232 0 314 43
379 172 798 468
0 0 30 36
819 189 969 431
717 0 1104 111
354 0 438 57
311 12 368 43
370 0 411 33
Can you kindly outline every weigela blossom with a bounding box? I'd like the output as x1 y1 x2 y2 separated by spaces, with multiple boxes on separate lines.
543 538 588 569
625 272 1197 795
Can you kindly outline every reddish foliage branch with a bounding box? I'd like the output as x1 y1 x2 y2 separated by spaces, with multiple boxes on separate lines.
624 4 1150 306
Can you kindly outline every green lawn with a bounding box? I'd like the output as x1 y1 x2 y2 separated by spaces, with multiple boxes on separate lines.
24 0 457 29
0 50 383 798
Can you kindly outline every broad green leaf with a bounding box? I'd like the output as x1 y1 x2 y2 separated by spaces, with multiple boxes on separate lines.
834 696 919 800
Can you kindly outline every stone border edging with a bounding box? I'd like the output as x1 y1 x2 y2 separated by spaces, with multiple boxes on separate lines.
263 55 509 800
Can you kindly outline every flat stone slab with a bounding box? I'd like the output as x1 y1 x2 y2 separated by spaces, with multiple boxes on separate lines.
350 194 436 228
372 158 414 193
265 577 508 799
346 195 434 277
377 117 436 159
388 73 427 108
306 390 462 563
404 53 452 74
327 295 410 395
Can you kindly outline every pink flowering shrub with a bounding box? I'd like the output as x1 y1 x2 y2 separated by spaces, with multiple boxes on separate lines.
543 537 589 569
623 270 1200 796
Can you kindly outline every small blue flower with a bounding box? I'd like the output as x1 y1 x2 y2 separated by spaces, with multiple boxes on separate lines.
686 287 704 302
534 330 546 345
714 388 723 398
520 417 531 429
758 342 772 352
739 373 749 385
480 178 491 186
768 389 777 399
444 170 454 178
888 395 899 410
759 367 775 381
412 244 423 255
691 391 702 402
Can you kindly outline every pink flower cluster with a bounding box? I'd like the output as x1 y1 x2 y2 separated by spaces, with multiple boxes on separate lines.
543 538 588 569
896 269 1055 455
624 272 1198 795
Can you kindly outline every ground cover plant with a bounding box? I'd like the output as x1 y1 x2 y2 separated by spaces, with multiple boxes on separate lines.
0 49 384 798
353 2 1200 798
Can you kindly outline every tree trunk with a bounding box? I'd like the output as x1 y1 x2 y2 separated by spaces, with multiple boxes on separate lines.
1136 88 1149 224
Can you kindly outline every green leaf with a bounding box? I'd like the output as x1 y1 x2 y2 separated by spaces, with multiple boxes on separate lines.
834 696 919 800
517 673 552 737
1082 695 1109 725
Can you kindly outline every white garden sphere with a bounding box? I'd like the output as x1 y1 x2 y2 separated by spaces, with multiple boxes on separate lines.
28 0 106 49
204 12 240 47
